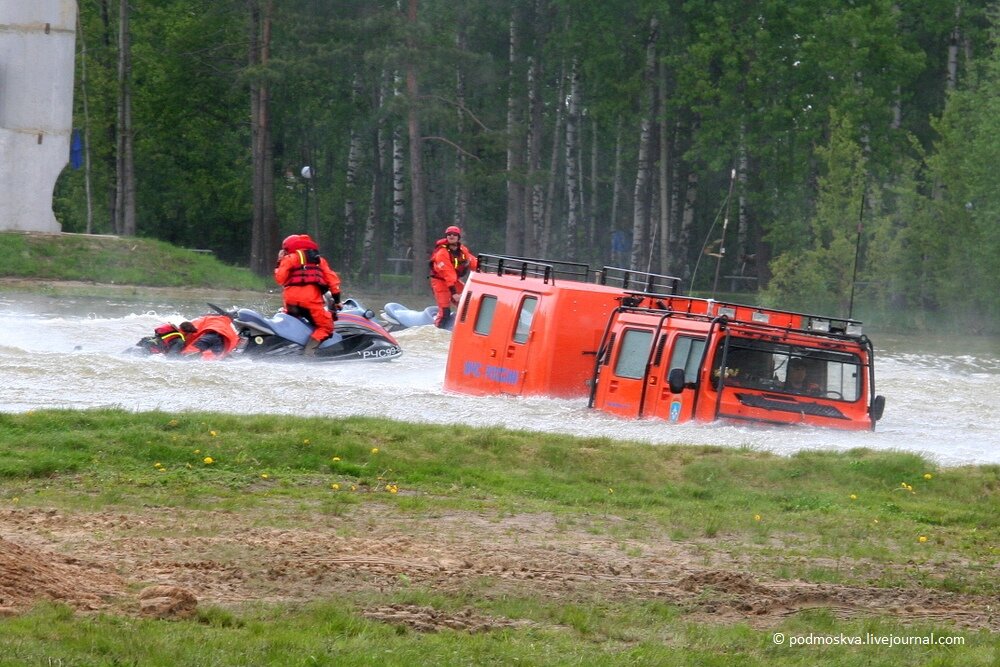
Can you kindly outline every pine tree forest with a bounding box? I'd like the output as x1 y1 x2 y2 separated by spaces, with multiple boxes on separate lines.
56 0 1000 333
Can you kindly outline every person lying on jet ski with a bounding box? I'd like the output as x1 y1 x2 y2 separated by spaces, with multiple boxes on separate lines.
140 321 198 355
275 234 342 356
180 314 241 360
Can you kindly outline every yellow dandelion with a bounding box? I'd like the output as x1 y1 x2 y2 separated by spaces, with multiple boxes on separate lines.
371 447 379 455
923 473 933 480
193 449 201 455
350 485 357 492
753 514 762 522
303 439 310 445
849 494 858 500
154 462 163 468
918 535 928 543
158 468 167 473
331 483 340 490
210 430 217 437
260 473 269 480
332 456 341 462
203 456 214 465
900 482 908 488
608 487 614 494
388 484 398 494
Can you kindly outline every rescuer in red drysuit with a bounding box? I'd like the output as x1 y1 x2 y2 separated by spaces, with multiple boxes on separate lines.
428 225 478 329
274 234 342 356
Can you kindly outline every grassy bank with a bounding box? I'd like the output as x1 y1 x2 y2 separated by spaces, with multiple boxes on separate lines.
0 231 268 290
1 410 997 665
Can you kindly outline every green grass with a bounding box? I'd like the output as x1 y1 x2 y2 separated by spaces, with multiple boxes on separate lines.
0 231 268 290
0 601 994 667
2 409 998 665
2 409 997 589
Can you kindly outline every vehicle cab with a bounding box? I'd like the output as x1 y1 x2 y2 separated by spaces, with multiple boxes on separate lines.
588 298 885 430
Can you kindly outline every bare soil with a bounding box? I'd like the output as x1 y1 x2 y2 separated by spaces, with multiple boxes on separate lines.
1 503 996 632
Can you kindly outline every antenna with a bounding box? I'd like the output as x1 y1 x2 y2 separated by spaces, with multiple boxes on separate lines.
711 168 738 297
847 190 865 320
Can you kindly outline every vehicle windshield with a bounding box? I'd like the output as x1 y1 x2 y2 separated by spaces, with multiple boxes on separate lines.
711 337 863 401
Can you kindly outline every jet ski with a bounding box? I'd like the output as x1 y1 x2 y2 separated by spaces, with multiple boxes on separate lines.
380 302 447 331
232 302 402 362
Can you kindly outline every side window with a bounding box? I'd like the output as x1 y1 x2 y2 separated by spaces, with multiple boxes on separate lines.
669 336 706 380
513 296 537 343
473 295 498 335
614 329 654 379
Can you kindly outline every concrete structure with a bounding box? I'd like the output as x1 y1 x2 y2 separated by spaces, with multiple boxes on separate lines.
0 1 77 232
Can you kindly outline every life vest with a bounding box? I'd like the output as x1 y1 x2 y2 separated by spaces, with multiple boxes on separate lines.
283 248 329 289
146 323 186 354
430 241 474 280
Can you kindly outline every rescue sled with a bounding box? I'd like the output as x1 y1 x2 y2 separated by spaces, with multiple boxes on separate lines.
444 254 885 431
379 302 442 331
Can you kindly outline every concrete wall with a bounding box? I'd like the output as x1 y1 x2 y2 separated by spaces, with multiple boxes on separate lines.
0 0 77 232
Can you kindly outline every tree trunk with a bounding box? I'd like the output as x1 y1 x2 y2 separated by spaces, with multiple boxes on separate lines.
406 0 428 292
657 64 671 275
343 72 364 270
735 137 751 291
76 9 95 234
526 53 544 252
360 72 388 282
115 0 136 236
677 169 699 286
946 4 961 91
249 0 277 277
504 12 525 256
563 57 581 260
629 17 659 271
588 117 599 263
610 116 624 265
541 62 565 258
453 27 469 231
392 70 407 259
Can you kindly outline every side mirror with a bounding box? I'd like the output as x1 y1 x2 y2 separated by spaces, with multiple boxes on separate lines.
668 368 686 394
870 395 886 421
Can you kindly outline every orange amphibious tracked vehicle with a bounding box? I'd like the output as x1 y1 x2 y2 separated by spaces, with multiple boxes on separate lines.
444 254 886 431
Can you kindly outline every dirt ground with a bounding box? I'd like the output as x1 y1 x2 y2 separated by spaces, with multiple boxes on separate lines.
1 503 996 632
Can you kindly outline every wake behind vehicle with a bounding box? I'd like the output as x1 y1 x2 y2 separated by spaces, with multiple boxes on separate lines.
444 254 885 431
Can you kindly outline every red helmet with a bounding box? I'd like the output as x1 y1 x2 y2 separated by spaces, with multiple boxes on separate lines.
282 234 318 252
445 226 462 237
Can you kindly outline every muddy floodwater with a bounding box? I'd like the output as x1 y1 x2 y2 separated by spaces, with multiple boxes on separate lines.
2 289 999 467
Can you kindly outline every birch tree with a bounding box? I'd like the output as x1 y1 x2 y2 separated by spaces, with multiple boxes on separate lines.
249 0 277 276
563 57 581 259
629 17 658 271
115 0 136 236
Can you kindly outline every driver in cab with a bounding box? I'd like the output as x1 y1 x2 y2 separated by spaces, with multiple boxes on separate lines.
784 358 820 395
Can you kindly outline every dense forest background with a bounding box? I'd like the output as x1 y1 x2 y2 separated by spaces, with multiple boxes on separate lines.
54 0 1000 333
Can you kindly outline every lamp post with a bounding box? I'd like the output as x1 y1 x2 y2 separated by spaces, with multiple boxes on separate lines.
300 166 313 231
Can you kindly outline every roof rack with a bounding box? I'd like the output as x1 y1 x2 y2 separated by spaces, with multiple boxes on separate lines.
598 265 682 294
617 298 865 339
477 254 592 284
